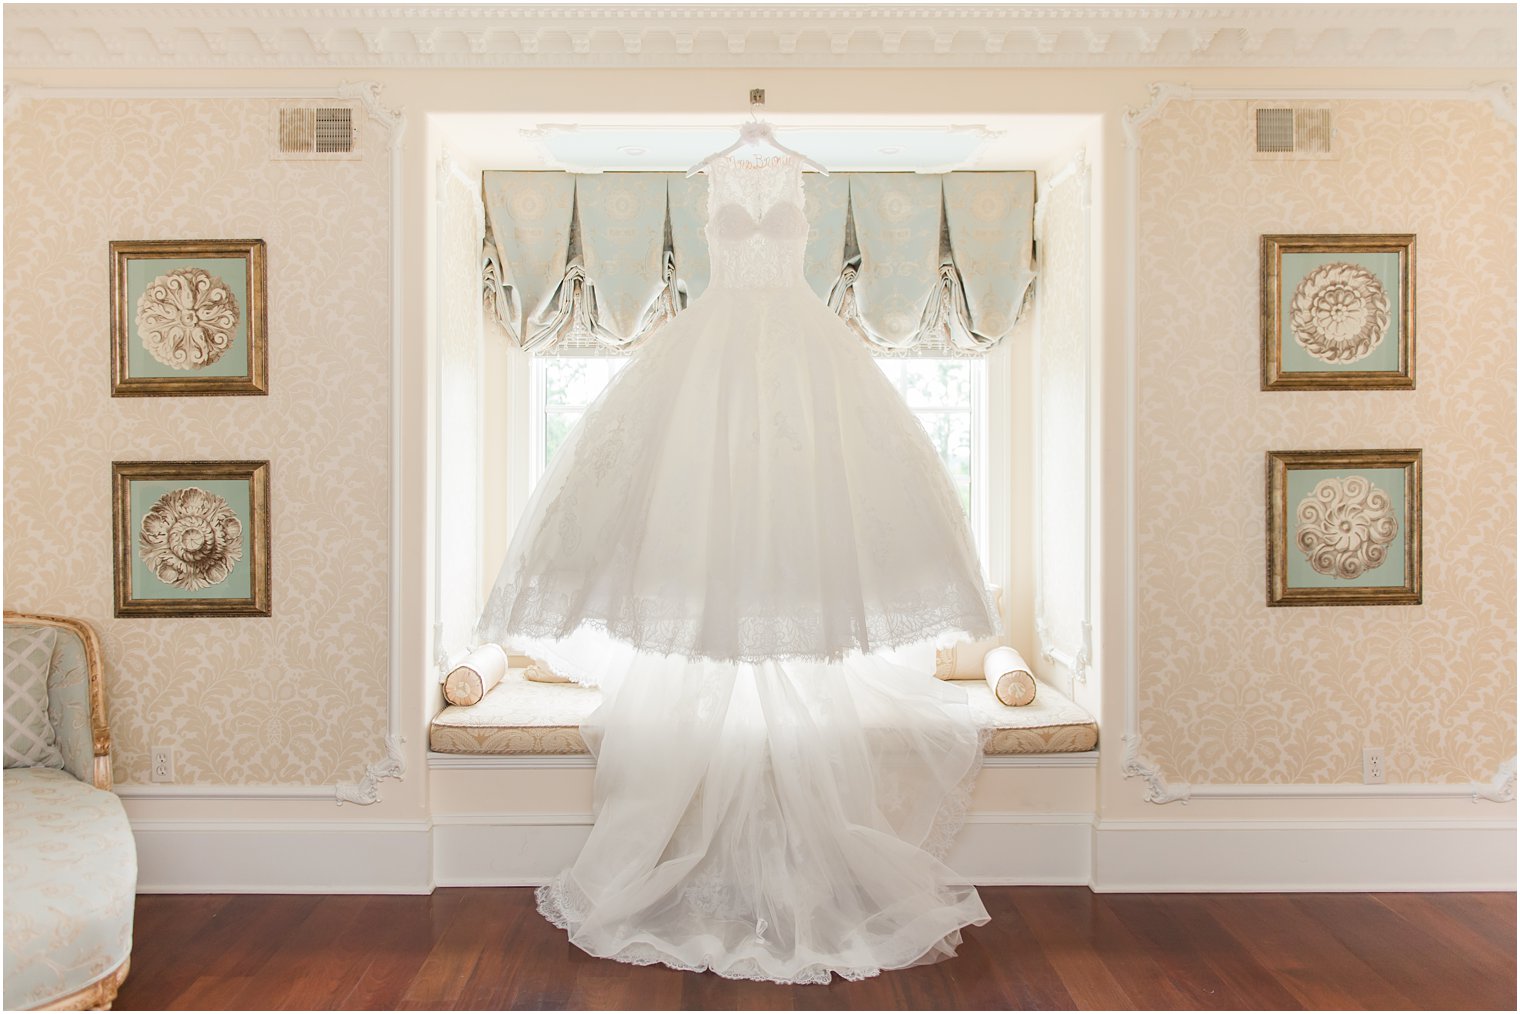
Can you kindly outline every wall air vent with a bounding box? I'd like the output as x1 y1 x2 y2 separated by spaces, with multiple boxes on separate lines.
274 106 357 160
1250 103 1335 160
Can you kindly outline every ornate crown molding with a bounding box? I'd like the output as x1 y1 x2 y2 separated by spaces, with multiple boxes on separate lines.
4 5 1513 70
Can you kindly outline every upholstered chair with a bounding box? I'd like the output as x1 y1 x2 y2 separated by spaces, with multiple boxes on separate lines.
3 612 135 1010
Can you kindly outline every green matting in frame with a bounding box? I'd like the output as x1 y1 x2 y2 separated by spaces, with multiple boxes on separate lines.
1266 449 1421 607
110 239 268 397
112 460 271 617
1260 234 1415 391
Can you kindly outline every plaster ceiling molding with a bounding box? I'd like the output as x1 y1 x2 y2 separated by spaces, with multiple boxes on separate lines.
3 5 1513 69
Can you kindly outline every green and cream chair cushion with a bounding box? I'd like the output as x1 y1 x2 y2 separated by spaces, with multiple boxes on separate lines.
3 624 64 770
3 768 135 1010
2 612 134 1012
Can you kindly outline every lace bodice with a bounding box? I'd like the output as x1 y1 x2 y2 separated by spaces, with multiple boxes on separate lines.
704 154 809 290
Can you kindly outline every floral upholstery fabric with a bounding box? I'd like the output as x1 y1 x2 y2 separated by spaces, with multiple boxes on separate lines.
3 767 136 1010
3 625 62 770
430 669 1097 756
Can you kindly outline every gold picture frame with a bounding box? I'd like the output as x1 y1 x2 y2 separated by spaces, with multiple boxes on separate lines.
110 239 268 397
112 460 272 617
1266 449 1422 607
1261 234 1415 391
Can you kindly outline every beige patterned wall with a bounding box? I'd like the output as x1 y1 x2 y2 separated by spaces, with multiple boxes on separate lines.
3 98 392 785
1035 158 1091 710
1136 98 1516 784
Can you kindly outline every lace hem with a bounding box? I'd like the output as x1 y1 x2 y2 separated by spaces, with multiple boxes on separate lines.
920 724 990 861
535 877 971 986
481 583 999 672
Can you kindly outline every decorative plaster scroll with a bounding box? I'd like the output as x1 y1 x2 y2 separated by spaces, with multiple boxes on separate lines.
4 5 1512 70
335 735 406 805
338 80 404 150
1121 735 1193 804
1475 80 1518 125
1475 758 1517 803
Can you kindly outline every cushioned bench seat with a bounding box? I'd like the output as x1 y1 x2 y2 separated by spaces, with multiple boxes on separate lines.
3 767 136 1011
430 668 1097 756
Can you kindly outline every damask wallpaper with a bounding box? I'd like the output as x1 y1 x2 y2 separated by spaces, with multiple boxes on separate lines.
1035 158 1091 710
1135 98 1516 784
4 98 392 785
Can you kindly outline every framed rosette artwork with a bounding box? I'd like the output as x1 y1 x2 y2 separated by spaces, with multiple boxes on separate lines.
110 239 268 396
1266 449 1421 607
1260 234 1415 391
112 460 271 617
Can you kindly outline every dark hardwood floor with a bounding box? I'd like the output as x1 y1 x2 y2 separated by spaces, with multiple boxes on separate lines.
115 888 1516 1010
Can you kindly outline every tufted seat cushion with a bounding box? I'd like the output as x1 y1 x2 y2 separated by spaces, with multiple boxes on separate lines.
430 668 1097 756
3 767 136 1010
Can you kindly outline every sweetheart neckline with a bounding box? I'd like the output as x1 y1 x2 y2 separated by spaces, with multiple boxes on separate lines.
711 202 806 224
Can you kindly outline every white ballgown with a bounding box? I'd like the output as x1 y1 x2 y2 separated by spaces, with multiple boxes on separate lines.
476 151 997 984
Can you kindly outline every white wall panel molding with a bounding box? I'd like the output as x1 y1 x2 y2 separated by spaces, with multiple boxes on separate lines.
1093 817 1517 892
4 5 1512 71
131 817 434 893
6 82 409 806
1120 82 1517 807
127 810 1512 892
1033 146 1093 697
432 145 487 680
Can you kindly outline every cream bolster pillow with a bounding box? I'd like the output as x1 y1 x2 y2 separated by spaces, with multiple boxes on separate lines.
984 645 1037 707
933 585 1007 680
442 644 509 706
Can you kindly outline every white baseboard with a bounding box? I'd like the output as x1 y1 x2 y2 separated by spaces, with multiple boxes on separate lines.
1092 818 1517 892
127 814 1516 894
130 819 433 894
431 811 1096 888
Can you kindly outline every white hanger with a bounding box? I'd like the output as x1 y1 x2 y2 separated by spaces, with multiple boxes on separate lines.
686 88 830 177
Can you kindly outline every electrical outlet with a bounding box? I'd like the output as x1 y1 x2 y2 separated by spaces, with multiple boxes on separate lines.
1362 747 1385 785
150 746 175 783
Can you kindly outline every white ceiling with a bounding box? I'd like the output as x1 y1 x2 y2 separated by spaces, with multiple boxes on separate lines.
434 112 1097 173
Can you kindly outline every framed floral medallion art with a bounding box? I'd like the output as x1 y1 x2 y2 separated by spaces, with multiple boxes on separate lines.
110 239 268 397
1266 449 1421 607
112 460 271 617
1260 234 1415 390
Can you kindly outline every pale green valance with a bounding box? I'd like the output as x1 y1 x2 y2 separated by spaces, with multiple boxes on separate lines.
481 169 1035 356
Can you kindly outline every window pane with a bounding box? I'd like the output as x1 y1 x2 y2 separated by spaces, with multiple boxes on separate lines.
544 359 614 409
913 409 972 481
536 356 632 483
901 359 971 408
544 410 581 466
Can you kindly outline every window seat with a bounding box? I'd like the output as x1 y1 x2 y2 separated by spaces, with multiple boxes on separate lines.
430 668 1098 756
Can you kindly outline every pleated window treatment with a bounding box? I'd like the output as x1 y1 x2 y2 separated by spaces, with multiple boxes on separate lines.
482 170 1036 357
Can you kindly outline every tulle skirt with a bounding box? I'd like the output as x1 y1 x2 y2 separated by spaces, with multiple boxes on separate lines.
532 643 989 985
474 284 996 665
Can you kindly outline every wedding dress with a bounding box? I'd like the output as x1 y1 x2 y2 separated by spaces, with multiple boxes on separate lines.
476 147 997 984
